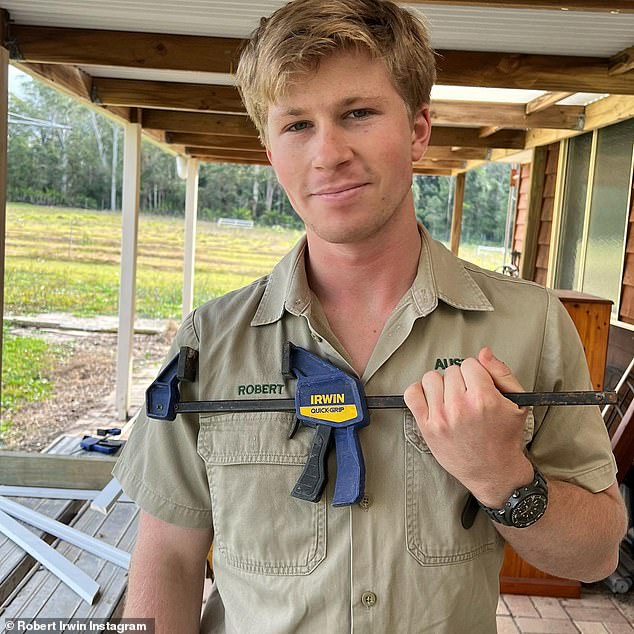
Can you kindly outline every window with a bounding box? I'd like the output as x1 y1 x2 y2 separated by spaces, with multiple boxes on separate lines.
554 118 634 319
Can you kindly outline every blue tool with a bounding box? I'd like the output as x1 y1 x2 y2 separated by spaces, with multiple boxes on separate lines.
80 428 123 455
282 343 369 506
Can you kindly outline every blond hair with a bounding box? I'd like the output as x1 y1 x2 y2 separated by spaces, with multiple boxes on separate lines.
236 0 436 143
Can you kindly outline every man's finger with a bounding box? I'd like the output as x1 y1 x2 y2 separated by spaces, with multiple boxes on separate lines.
443 364 466 405
403 381 429 424
477 346 524 393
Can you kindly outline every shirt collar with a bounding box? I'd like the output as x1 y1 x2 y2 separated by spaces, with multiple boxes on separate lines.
250 226 493 327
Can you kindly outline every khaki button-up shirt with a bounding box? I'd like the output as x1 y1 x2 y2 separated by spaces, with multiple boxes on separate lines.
114 227 616 634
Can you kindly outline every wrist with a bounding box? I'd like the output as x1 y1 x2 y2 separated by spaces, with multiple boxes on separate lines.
470 457 534 508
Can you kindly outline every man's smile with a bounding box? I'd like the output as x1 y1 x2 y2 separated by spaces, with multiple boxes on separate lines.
310 182 370 200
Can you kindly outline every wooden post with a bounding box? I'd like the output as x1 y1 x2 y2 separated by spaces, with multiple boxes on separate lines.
115 121 141 421
0 40 8 408
182 158 199 320
449 172 466 255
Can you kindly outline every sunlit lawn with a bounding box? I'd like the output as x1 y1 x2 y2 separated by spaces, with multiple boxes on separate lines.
5 203 303 319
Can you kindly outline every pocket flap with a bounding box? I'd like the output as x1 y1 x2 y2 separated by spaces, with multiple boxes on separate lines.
198 412 312 466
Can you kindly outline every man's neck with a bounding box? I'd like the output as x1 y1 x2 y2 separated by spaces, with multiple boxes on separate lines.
304 216 422 375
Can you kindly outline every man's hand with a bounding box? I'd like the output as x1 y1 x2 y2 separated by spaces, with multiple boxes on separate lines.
403 346 533 507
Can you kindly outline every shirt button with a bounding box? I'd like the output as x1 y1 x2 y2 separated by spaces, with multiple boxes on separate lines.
310 332 323 343
361 591 377 608
359 494 371 511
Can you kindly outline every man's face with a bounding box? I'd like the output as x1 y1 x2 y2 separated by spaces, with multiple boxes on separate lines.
265 50 431 246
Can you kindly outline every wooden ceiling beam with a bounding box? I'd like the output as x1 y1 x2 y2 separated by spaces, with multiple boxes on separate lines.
609 45 634 76
412 167 455 177
166 132 265 151
400 1 633 12
142 109 257 137
479 126 501 138
430 127 526 149
18 61 92 101
189 154 269 166
14 61 132 124
92 77 244 113
525 91 574 114
185 147 269 162
8 25 242 74
437 50 634 94
9 25 634 94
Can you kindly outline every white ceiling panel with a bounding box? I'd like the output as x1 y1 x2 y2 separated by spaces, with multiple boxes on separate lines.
1 1 633 57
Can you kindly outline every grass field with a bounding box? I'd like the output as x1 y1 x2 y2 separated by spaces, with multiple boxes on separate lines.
4 203 508 320
1 325 64 424
5 203 304 319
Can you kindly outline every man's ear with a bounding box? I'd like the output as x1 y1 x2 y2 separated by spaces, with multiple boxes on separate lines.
411 105 432 163
266 146 273 165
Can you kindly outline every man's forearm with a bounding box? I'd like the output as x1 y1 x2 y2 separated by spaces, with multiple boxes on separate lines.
494 481 627 582
124 545 206 633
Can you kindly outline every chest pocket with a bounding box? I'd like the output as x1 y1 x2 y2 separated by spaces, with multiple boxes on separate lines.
197 412 326 576
403 411 503 566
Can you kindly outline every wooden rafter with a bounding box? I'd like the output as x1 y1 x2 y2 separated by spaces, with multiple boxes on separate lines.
8 25 242 74
479 126 502 138
185 147 268 162
142 109 257 137
401 1 634 11
609 45 634 76
411 167 455 177
9 25 634 94
417 100 583 129
92 77 244 113
430 127 526 149
525 92 574 114
166 132 264 151
437 50 634 94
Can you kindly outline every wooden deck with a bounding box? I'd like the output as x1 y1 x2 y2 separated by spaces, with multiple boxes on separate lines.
0 435 138 631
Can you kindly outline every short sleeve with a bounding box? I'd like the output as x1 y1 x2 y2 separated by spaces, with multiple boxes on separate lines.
528 292 617 493
112 311 213 529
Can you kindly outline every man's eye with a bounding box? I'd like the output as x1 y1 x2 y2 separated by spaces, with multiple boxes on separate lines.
286 121 310 132
348 109 371 119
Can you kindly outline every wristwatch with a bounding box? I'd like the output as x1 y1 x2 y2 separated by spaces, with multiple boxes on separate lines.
478 467 548 528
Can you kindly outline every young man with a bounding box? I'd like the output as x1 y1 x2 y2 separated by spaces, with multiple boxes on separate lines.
114 1 627 632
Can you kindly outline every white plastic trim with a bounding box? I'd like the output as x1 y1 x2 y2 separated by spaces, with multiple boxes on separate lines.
90 478 124 515
0 485 132 502
0 508 100 604
0 496 131 570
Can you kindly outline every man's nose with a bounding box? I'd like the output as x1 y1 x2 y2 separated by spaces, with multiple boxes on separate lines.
311 124 353 170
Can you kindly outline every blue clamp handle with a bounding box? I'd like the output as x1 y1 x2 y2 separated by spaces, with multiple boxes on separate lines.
332 426 365 506
285 343 369 506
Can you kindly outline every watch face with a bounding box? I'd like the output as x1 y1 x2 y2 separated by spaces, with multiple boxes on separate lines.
510 493 548 528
